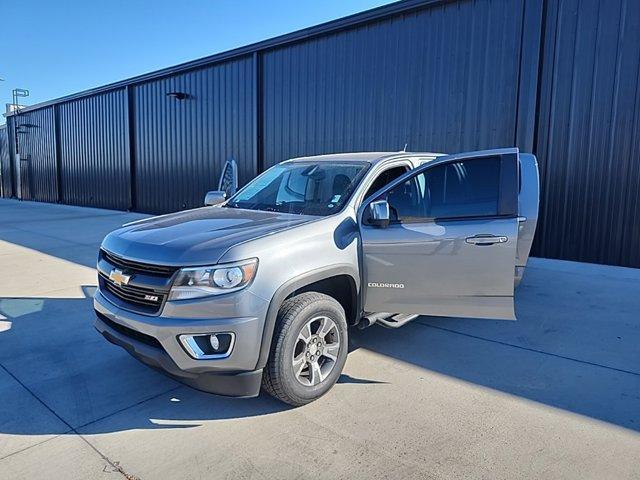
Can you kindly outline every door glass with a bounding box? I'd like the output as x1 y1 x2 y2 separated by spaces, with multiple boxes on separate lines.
218 159 238 197
363 166 409 199
385 157 501 222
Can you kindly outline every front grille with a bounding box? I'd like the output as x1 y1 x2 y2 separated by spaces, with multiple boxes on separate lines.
100 273 166 314
96 311 163 350
101 249 178 277
99 249 177 314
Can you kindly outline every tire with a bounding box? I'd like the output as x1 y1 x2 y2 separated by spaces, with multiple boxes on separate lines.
262 292 348 406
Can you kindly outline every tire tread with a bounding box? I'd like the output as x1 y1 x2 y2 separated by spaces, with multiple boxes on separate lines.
261 292 345 405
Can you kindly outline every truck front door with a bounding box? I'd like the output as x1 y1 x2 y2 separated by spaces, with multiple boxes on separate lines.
358 148 520 320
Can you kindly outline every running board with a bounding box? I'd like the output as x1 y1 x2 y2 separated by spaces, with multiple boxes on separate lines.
357 312 392 330
376 313 419 329
357 312 419 329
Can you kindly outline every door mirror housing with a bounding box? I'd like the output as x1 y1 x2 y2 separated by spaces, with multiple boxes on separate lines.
368 200 390 228
204 190 226 206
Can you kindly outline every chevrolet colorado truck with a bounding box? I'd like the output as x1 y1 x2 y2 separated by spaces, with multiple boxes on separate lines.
94 148 539 406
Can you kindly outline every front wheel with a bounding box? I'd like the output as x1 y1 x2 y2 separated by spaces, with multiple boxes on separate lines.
262 292 348 406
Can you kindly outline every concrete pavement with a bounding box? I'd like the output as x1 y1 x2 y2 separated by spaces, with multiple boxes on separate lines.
0 198 639 479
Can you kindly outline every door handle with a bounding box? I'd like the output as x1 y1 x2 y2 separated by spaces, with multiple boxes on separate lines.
465 235 508 246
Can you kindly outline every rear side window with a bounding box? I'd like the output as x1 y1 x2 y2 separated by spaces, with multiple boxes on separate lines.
385 157 502 222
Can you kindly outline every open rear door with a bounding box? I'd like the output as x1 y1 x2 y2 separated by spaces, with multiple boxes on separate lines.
359 148 520 320
218 158 239 198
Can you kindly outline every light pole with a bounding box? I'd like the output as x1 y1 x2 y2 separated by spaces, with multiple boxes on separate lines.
9 88 29 200
11 88 29 155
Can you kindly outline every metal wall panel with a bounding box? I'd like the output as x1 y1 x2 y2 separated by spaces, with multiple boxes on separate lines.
0 125 11 198
534 0 640 267
13 107 57 202
58 89 130 210
261 0 526 167
133 57 256 213
3 0 639 267
5 118 19 199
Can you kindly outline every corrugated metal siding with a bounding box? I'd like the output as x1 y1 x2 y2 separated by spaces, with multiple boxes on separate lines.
3 0 639 268
133 57 256 214
261 0 526 167
14 107 58 202
534 0 640 267
58 89 130 210
0 125 11 198
5 118 18 199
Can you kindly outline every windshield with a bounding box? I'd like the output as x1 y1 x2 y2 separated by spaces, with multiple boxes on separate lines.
225 161 369 216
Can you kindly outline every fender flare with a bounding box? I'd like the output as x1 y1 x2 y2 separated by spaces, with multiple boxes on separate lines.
254 264 360 370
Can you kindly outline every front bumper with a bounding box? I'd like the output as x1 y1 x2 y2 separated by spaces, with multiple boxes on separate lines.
94 288 269 397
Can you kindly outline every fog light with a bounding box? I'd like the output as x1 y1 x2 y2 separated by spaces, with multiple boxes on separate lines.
178 332 235 359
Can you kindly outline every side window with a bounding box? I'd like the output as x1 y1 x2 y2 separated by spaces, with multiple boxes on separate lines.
363 166 409 199
386 157 501 222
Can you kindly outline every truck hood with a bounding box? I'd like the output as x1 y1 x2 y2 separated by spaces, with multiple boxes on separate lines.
101 207 317 266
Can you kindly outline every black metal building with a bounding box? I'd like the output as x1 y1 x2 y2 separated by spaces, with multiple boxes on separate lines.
1 0 639 268
0 125 11 199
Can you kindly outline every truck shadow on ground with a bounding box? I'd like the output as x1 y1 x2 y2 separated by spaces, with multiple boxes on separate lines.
350 261 640 433
0 290 388 437
0 266 638 437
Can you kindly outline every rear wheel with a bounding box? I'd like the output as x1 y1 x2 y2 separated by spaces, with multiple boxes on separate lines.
262 292 348 406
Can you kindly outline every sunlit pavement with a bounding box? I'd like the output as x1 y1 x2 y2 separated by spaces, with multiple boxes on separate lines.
0 198 639 480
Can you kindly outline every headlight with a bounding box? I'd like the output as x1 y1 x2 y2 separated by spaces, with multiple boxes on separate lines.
168 258 258 301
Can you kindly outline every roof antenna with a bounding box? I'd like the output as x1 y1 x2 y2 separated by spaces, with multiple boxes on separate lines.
402 143 408 152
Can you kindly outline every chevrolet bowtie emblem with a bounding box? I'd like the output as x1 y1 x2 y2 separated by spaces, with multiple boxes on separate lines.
109 268 131 286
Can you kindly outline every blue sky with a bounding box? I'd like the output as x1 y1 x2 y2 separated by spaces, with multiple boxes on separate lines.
1 0 394 109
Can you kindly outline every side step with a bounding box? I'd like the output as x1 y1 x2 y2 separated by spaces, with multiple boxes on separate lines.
357 313 419 329
357 312 392 329
376 313 419 329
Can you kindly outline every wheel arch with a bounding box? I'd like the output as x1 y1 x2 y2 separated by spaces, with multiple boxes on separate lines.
254 265 360 370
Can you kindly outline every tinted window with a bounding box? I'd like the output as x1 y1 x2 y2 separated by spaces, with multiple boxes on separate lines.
363 166 409 199
385 157 501 222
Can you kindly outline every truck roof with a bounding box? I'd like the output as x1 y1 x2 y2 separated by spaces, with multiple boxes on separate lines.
285 151 445 164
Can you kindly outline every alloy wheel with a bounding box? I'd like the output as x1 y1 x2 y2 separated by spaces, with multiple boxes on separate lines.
292 315 341 386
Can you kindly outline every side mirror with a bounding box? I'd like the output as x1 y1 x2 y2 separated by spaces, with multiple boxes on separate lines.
204 190 226 206
368 200 390 228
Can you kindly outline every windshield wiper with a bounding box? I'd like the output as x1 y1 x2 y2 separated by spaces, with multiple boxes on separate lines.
223 203 238 208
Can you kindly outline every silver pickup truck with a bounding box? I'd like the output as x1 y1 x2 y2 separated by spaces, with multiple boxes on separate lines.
94 148 539 405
